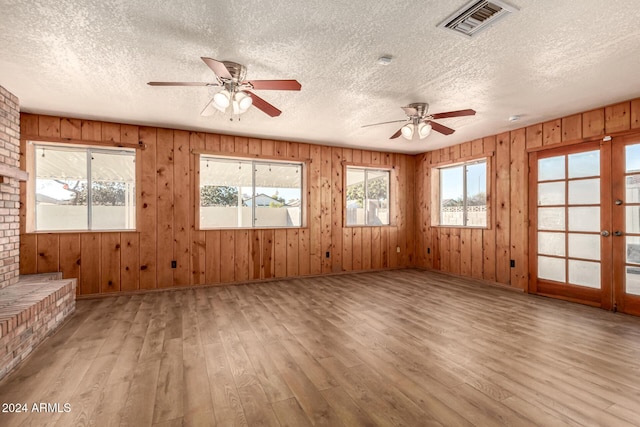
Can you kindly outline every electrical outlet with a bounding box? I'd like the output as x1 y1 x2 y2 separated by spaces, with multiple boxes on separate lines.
396 246 400 253
325 251 330 258
510 259 515 268
171 260 177 268
427 247 431 254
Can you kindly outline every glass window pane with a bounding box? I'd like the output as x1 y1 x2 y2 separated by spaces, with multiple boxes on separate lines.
346 168 366 226
568 233 600 260
568 259 601 288
254 163 302 227
626 206 640 234
568 178 599 205
199 158 251 228
627 175 640 203
538 256 565 283
538 182 565 206
35 145 88 231
568 207 600 232
628 236 640 265
626 144 640 173
538 156 565 181
465 162 487 227
365 170 389 226
538 232 565 256
91 150 136 230
538 207 565 231
440 166 464 226
568 150 599 179
626 267 640 295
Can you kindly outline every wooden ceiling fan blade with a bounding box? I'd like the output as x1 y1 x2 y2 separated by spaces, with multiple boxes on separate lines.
248 92 282 117
390 129 403 139
147 82 210 86
431 109 476 119
201 57 232 79
362 119 407 128
429 120 455 135
248 80 301 90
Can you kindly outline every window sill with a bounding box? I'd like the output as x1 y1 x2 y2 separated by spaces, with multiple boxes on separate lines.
344 224 393 228
26 229 138 234
431 225 490 230
197 226 308 231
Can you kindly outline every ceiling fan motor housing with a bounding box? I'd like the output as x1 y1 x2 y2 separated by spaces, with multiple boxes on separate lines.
406 102 429 118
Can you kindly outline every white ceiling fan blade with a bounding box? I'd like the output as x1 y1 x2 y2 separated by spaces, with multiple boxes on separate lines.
200 98 217 116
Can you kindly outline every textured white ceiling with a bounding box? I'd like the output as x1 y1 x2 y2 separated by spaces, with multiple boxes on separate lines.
2 0 640 154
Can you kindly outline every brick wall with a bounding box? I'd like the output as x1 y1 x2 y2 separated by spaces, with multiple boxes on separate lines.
0 86 20 290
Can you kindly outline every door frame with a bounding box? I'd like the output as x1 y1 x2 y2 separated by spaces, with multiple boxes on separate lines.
528 140 613 309
612 134 640 315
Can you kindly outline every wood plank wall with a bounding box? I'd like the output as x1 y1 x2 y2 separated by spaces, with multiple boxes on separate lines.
19 114 415 295
414 97 640 290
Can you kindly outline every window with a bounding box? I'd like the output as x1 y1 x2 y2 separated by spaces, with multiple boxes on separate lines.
345 167 390 226
32 143 136 231
199 156 303 228
437 159 487 227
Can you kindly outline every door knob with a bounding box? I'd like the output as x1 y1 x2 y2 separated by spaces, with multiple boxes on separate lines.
614 231 623 236
601 230 610 237
615 199 623 205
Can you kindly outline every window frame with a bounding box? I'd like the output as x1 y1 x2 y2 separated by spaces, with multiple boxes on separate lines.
196 154 307 230
431 156 492 229
343 164 393 227
25 140 138 233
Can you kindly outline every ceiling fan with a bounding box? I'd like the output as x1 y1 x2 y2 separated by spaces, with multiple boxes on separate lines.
362 103 476 140
148 57 301 117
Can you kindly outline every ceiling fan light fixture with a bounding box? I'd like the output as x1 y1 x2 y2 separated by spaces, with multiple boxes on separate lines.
213 89 231 110
233 91 253 114
418 122 432 139
401 123 415 140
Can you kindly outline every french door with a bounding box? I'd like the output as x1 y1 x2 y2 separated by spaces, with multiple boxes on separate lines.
529 135 640 315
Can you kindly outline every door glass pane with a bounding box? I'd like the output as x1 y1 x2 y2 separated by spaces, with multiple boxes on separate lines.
538 232 565 256
568 179 599 205
568 150 599 179
628 236 640 265
568 207 600 232
538 256 565 282
538 156 565 181
538 182 565 206
538 208 565 230
568 260 601 288
627 267 640 295
627 175 640 203
626 206 640 234
626 144 640 173
568 233 600 260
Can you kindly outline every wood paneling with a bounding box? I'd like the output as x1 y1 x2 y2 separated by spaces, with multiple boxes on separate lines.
414 97 640 293
24 100 640 297
22 114 413 295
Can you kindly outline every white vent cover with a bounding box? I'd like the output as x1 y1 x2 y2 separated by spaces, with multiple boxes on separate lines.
438 0 518 38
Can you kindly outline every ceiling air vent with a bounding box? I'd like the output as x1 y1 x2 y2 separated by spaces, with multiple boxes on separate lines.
438 0 518 38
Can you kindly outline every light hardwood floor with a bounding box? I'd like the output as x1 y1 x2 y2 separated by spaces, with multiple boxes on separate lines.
1 269 640 426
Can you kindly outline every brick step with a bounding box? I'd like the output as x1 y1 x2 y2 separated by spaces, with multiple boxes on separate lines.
0 275 76 381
